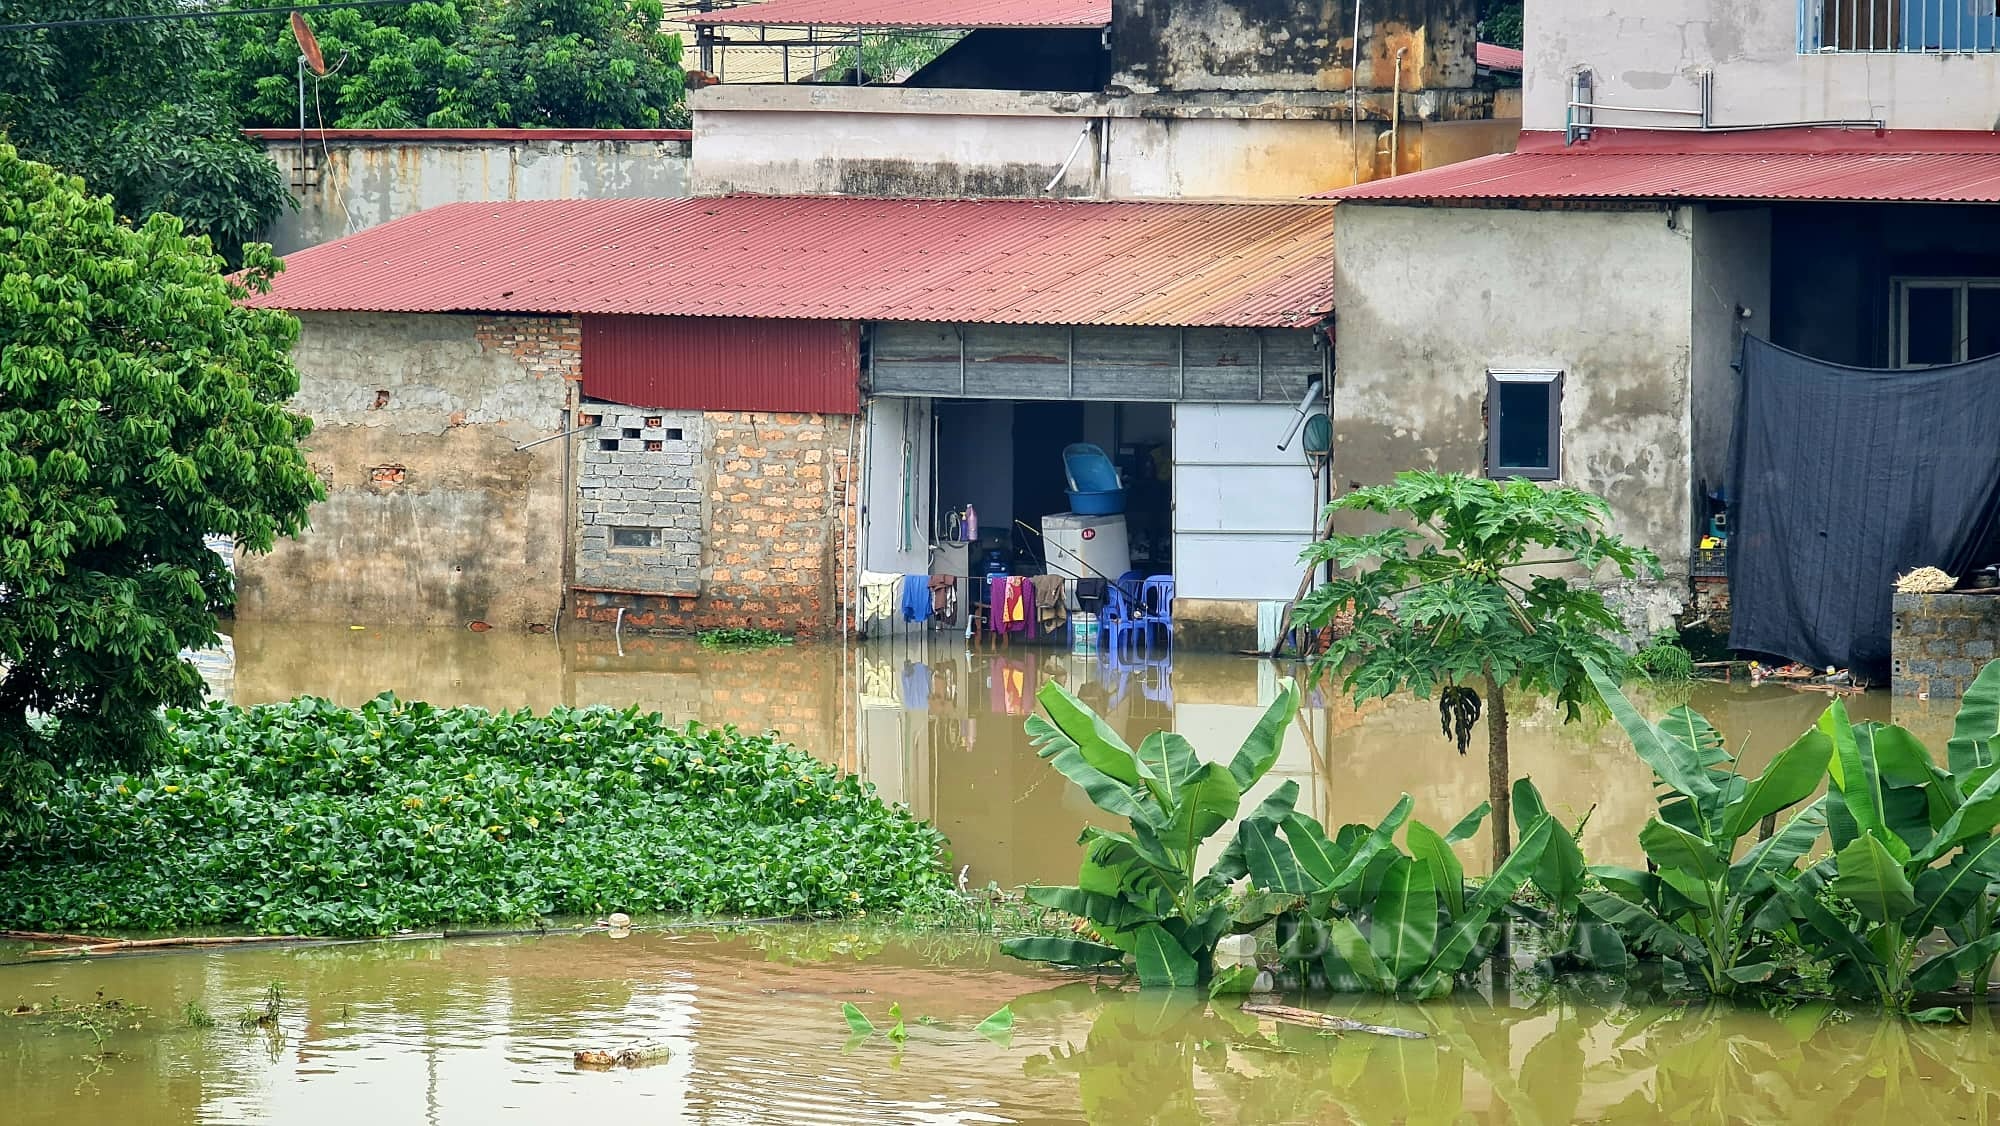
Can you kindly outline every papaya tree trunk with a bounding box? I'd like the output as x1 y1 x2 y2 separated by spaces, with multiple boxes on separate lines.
1484 672 1512 867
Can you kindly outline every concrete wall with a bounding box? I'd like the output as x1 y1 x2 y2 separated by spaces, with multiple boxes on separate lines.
863 397 934 577
574 405 705 594
1330 204 1695 622
254 131 692 254
1523 0 2000 131
237 312 576 629
690 85 1514 200
1688 205 1772 517
1893 593 2000 698
1110 0 1478 93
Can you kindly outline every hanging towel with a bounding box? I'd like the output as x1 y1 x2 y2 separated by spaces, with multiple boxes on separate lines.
1032 575 1070 633
988 576 1010 628
859 570 902 627
1002 576 1031 633
929 574 958 625
900 575 932 623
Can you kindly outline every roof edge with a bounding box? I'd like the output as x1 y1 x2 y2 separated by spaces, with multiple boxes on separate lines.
243 128 692 143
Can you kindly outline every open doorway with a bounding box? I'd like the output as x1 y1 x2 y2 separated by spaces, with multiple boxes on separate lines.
932 399 1172 578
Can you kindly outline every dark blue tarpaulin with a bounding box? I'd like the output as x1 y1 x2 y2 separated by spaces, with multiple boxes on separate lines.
1728 336 2000 678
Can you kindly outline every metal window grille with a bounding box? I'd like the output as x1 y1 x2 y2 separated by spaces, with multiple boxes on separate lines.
1801 0 2000 52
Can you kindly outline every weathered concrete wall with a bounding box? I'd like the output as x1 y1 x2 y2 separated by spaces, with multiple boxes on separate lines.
573 411 857 637
1689 205 1771 523
690 85 1514 200
238 312 576 629
1110 0 1478 93
1330 204 1695 622
253 131 692 254
1523 0 2000 131
1893 594 2000 699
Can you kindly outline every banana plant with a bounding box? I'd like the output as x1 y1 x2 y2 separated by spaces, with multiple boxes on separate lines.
1232 786 1561 998
1506 777 1629 971
1580 663 1832 995
1001 676 1300 987
1941 660 2000 996
1779 695 2000 1011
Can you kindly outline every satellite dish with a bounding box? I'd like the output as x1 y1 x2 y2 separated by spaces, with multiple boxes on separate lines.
291 11 327 76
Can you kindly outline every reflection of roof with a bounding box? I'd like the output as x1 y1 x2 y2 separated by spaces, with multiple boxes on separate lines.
1475 42 1523 71
690 0 1110 28
1327 128 2000 204
246 195 1336 329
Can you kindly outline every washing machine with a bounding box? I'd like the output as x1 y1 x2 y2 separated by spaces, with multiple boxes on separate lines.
1042 512 1132 596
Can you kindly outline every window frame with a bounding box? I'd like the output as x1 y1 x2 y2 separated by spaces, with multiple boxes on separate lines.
1893 276 2000 368
1486 369 1564 482
609 526 662 551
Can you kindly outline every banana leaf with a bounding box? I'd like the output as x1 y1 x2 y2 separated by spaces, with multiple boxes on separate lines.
1237 817 1313 895
1947 660 2000 778
1226 677 1299 792
1027 711 1153 825
1407 818 1467 916
1829 835 1917 926
1000 935 1126 967
1370 856 1439 982
1443 801 1491 845
1639 818 1725 882
1131 922 1201 988
1726 800 1828 893
1325 917 1398 993
1513 777 1585 911
1585 661 1720 807
1717 726 1832 841
1136 731 1202 796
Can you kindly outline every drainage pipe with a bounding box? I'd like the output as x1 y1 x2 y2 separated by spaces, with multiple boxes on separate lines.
1044 122 1094 193
1388 46 1406 177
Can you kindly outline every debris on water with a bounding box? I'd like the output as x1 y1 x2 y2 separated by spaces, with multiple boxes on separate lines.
573 1042 671 1069
1240 1002 1426 1040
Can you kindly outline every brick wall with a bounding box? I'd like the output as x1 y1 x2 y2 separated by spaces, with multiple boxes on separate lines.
574 410 856 637
1892 593 2000 698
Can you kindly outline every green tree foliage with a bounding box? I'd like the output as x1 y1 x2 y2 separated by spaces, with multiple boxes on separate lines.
0 697 951 933
0 146 321 840
1294 472 1660 863
211 0 688 129
1479 0 1524 49
0 0 293 263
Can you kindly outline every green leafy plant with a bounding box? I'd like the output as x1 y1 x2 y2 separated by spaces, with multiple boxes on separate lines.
210 0 689 130
1505 779 1628 971
999 678 1299 987
1236 785 1562 998
1 0 292 263
1295 472 1660 862
0 696 950 935
0 145 322 841
697 627 792 650
1580 663 1831 995
1628 631 1696 682
1779 695 2000 1012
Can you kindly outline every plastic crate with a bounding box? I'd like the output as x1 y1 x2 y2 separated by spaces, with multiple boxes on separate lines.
1693 546 1728 578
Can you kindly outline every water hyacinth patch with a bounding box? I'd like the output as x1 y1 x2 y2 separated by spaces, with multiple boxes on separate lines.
0 695 951 936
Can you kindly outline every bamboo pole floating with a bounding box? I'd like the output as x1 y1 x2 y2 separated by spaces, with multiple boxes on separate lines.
0 931 121 944
1240 1003 1427 1039
24 934 316 956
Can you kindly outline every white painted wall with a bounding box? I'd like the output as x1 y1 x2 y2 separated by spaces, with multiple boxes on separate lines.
1689 205 1772 515
1173 403 1320 601
862 396 933 576
1524 0 2000 131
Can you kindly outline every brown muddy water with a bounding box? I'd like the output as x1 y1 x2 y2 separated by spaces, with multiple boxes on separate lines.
4 624 1989 1122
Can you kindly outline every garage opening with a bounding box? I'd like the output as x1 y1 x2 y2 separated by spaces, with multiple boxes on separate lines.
931 399 1172 585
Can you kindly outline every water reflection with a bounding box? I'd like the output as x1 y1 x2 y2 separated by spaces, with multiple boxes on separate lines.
222 623 1959 887
5 927 1995 1124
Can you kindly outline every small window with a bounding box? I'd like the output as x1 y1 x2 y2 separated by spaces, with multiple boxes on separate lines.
610 527 660 549
665 428 684 441
1487 370 1562 480
598 438 619 451
1895 278 2000 367
622 427 642 439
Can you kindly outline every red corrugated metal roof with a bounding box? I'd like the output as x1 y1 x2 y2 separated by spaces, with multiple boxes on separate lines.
1328 128 2000 203
690 0 1108 28
245 195 1335 329
1475 42 1523 71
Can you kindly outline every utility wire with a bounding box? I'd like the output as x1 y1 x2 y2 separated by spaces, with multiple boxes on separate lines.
0 0 417 34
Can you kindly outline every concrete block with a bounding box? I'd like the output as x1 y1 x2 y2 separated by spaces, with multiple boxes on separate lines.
1905 617 1940 636
1943 659 1977 678
1935 679 1965 699
1909 660 1940 675
1946 618 1975 636
1893 593 1922 613
1966 640 1996 659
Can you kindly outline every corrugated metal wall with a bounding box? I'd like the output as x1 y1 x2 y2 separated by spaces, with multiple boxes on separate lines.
868 321 1319 402
582 315 861 414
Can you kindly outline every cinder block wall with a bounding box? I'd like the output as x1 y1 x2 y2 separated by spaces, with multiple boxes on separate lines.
574 410 856 637
1892 593 2000 698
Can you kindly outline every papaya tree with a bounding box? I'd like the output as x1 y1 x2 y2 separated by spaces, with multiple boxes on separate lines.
1294 472 1660 863
0 146 322 840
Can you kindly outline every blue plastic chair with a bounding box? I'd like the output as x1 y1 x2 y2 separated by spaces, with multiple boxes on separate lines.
1140 575 1175 649
1100 582 1153 657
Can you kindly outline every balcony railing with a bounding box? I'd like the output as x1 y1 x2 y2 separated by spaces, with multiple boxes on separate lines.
1801 0 2000 51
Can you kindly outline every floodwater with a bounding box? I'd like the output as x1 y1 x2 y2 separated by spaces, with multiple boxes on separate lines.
5 623 1986 1122
5 926 1997 1123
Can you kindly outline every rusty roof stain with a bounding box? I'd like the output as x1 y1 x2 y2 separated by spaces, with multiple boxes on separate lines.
245 195 1336 329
